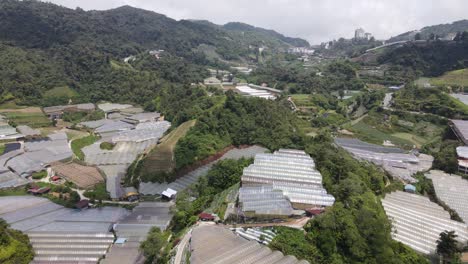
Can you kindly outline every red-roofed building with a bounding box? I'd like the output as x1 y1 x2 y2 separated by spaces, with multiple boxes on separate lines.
51 176 61 181
198 212 215 221
305 208 324 216
76 199 89 209
28 187 50 195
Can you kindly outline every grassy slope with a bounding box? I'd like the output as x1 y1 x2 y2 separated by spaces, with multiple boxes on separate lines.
141 120 197 175
71 134 99 160
43 86 78 98
430 68 468 87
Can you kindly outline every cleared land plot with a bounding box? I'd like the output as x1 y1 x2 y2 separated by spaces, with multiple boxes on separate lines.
391 132 428 148
43 86 78 98
346 112 443 149
141 120 196 175
349 120 414 147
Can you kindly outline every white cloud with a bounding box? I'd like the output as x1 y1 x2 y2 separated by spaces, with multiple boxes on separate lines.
42 0 468 44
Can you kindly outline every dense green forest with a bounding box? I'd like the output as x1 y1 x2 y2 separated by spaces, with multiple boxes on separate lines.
247 60 365 93
174 91 303 169
0 219 34 264
378 36 468 77
0 0 308 106
161 95 428 263
393 85 468 118
388 20 468 42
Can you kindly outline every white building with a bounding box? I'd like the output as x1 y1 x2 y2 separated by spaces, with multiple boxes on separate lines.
355 28 366 39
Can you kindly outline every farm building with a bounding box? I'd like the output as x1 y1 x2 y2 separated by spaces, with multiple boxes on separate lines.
51 162 104 189
382 191 468 254
456 146 468 174
43 103 95 119
235 85 276 100
239 149 335 216
190 225 310 264
122 112 162 125
404 184 416 193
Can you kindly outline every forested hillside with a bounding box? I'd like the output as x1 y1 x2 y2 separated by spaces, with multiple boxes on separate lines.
0 0 308 106
378 36 468 76
0 219 34 264
389 19 468 42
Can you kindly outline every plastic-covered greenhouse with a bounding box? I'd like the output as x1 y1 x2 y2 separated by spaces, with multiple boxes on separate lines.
382 191 468 254
239 149 335 216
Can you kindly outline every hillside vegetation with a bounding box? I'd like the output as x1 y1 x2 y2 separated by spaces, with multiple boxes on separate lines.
430 68 468 88
0 0 308 106
0 219 34 264
389 19 468 42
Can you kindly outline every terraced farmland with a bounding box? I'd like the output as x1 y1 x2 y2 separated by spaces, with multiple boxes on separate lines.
0 110 51 128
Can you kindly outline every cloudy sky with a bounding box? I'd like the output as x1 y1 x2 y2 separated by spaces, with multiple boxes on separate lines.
42 0 468 44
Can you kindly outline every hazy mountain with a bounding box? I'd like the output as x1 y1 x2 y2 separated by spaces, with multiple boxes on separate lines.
388 19 468 42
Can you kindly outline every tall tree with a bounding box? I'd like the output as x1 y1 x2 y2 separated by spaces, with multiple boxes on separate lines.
436 230 461 264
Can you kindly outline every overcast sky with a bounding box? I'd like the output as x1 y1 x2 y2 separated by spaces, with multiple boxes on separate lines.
42 0 468 44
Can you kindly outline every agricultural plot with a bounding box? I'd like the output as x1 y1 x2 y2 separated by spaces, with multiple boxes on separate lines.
0 108 52 128
140 120 196 175
345 112 443 149
0 108 51 128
